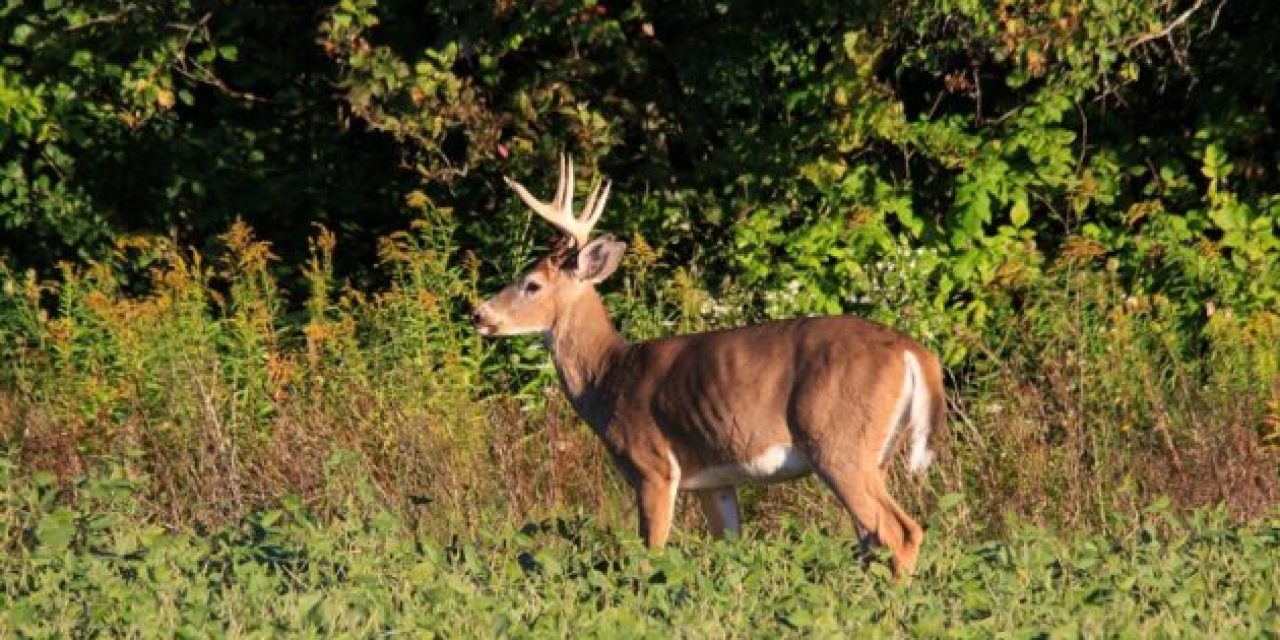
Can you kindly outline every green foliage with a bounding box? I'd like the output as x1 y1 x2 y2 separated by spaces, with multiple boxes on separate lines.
1 455 1278 637
2 0 1277 365
306 0 1280 366
0 0 412 271
1 5 1279 628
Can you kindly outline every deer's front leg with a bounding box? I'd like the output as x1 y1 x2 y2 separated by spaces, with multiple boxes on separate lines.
635 480 679 547
633 455 681 548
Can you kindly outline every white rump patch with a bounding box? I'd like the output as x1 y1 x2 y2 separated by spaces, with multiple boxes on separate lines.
680 445 812 490
875 353 936 473
878 350 935 474
878 354 917 466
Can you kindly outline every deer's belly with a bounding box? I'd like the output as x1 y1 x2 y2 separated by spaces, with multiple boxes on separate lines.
679 445 812 490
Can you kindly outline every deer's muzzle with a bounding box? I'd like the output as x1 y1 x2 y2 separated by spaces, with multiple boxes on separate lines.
471 304 498 337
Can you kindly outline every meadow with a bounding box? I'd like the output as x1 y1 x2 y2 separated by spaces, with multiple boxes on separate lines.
3 454 1278 638
2 223 1278 637
4 0 1280 636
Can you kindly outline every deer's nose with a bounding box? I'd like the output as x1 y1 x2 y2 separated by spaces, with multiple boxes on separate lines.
470 307 484 325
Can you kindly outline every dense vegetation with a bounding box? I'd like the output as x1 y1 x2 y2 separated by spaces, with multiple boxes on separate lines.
1 0 1279 634
3 460 1278 637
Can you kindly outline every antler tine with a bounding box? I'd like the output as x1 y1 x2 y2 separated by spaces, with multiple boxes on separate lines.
565 156 576 214
551 154 572 212
579 177 612 231
503 176 556 221
549 155 563 209
504 154 607 248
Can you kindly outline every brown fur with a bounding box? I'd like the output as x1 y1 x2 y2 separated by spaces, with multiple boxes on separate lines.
475 246 944 577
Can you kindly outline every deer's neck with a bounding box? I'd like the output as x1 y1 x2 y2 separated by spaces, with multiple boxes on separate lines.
545 291 626 411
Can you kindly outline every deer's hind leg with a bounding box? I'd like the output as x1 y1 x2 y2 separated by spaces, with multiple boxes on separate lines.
790 372 923 577
696 488 741 539
814 464 921 577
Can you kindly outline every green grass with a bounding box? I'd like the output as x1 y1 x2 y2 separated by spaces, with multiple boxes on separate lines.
2 456 1278 639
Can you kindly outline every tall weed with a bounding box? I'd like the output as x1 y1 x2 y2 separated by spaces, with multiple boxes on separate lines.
0 221 1276 538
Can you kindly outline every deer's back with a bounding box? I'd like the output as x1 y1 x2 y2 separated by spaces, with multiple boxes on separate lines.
620 315 925 463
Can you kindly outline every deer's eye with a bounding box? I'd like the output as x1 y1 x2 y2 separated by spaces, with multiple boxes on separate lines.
523 280 542 294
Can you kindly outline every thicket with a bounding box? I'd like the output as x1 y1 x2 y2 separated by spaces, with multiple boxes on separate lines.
1 0 1278 538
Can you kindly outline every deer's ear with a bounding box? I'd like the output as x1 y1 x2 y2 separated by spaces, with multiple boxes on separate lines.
574 235 627 284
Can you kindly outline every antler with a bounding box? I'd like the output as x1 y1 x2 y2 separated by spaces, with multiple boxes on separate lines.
504 154 611 249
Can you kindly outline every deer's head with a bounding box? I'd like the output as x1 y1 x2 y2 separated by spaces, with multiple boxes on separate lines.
472 155 627 337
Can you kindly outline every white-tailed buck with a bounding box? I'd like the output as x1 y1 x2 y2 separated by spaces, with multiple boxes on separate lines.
472 155 944 576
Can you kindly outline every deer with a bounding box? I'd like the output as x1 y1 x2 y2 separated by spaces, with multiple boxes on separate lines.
471 155 945 577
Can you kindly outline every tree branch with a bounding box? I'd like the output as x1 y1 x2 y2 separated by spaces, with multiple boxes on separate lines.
1125 0 1208 49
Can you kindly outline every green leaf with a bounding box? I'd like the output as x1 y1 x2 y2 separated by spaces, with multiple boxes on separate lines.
937 493 965 512
1010 198 1030 228
37 506 76 552
11 23 35 46
1247 589 1273 616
